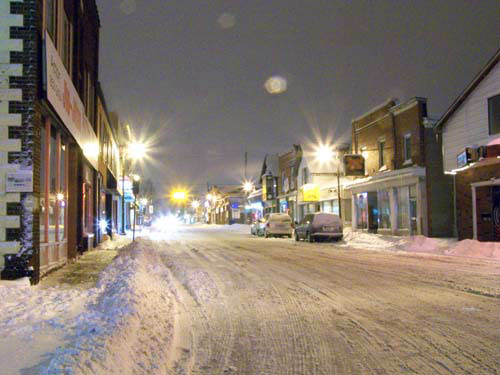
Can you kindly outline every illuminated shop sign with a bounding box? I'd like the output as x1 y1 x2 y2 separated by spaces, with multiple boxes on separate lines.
300 184 320 202
44 31 98 170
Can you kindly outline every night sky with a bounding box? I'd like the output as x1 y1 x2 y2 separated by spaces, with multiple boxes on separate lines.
96 0 500 193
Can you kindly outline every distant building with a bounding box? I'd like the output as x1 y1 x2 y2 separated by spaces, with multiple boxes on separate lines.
277 145 302 221
345 97 453 236
435 49 500 241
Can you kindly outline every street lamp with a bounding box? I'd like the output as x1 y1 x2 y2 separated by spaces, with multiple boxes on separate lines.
314 143 342 219
242 180 254 194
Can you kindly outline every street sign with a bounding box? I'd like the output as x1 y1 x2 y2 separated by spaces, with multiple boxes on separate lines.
344 154 365 176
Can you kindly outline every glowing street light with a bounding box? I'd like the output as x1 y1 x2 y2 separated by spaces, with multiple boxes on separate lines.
191 200 200 209
243 180 254 193
315 144 335 164
172 190 187 201
313 142 342 220
128 141 147 160
140 198 148 206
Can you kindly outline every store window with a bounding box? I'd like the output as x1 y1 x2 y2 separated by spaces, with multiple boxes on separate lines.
377 189 391 229
488 94 500 135
40 123 47 242
397 186 410 230
39 120 68 244
356 193 368 230
58 141 67 240
49 128 57 242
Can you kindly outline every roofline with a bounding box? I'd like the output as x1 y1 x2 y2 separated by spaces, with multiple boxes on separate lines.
435 48 500 130
351 98 397 123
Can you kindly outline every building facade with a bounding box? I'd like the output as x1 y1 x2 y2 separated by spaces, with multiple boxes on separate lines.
436 49 500 241
0 0 116 282
345 97 453 236
296 145 352 225
277 145 302 221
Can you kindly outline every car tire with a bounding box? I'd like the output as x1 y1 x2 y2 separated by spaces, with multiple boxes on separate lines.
307 232 314 243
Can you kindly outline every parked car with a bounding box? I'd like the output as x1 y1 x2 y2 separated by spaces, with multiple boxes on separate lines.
258 213 294 238
250 219 261 235
295 213 343 242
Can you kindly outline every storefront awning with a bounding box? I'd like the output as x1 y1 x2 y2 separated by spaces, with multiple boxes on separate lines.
344 166 426 194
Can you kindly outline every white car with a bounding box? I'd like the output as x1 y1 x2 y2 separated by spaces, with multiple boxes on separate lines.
258 213 294 238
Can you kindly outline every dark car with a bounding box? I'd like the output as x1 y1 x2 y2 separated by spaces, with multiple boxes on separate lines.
295 213 343 242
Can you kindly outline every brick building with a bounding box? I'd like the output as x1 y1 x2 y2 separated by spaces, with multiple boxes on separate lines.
0 0 105 282
435 49 500 241
345 97 453 236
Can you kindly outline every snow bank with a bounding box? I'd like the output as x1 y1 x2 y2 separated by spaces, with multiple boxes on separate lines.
342 228 500 261
445 239 500 260
0 240 177 375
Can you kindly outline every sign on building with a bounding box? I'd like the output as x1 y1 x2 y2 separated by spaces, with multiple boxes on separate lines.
343 154 365 176
262 175 276 201
6 172 33 193
44 32 99 170
300 184 320 202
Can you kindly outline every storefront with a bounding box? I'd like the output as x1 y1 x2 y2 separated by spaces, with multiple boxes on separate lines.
41 31 99 270
454 150 500 241
39 118 69 274
345 167 426 236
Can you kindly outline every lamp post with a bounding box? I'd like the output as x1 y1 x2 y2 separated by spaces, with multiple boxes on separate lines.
314 144 342 219
120 140 147 237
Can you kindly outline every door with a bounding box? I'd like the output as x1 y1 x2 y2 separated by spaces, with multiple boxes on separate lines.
475 186 496 241
493 186 500 241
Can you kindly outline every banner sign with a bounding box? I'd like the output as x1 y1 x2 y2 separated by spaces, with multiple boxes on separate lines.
343 154 365 176
44 31 98 170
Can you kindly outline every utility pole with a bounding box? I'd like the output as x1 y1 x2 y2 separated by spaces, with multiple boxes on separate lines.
244 149 248 180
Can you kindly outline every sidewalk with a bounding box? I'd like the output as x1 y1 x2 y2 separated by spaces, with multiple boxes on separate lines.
41 235 131 289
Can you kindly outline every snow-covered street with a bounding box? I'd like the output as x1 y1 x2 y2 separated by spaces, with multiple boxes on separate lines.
1 225 500 374
158 225 500 374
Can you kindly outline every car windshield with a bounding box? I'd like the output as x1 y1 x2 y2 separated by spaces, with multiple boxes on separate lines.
314 213 339 225
270 214 292 222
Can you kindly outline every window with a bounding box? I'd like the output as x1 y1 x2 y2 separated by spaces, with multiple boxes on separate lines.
40 121 47 242
302 167 308 185
40 119 68 244
377 189 391 229
45 0 58 45
84 70 95 124
488 94 500 135
403 134 412 163
61 9 73 74
397 186 410 230
378 138 385 168
58 141 67 240
281 171 286 192
49 128 57 242
290 166 295 189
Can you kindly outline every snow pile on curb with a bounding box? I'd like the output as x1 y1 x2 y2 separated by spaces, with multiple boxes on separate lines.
342 228 500 261
0 240 176 375
445 239 500 260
